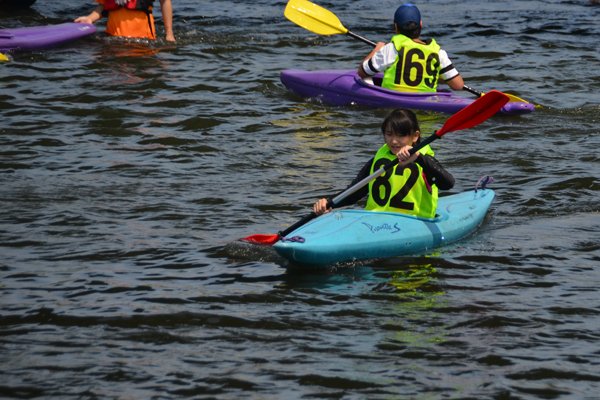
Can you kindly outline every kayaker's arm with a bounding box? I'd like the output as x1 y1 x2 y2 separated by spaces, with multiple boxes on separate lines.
439 75 464 91
314 158 374 215
415 154 455 190
434 48 463 91
358 42 387 79
75 4 104 24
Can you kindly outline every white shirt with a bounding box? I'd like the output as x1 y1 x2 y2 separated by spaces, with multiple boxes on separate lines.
362 41 460 82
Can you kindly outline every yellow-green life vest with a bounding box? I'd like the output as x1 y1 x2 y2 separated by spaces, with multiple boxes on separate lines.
382 35 441 93
365 143 438 218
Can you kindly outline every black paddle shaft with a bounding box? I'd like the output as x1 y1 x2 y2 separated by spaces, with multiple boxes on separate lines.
278 131 440 238
347 31 377 47
463 85 484 97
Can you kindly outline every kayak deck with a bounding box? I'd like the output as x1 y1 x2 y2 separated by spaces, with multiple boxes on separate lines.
281 69 534 115
0 23 96 52
273 189 495 267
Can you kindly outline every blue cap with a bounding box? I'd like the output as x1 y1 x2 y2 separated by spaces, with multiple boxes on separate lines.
394 3 421 28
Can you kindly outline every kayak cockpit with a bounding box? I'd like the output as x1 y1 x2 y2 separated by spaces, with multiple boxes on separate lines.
361 75 383 87
356 73 455 97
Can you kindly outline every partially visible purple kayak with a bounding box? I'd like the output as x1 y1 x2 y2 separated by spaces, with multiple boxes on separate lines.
0 23 96 52
281 69 534 116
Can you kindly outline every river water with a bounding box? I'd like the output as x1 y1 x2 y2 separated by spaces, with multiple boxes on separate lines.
1 0 600 399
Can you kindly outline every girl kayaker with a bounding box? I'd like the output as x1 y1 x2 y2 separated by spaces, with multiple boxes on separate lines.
313 108 455 218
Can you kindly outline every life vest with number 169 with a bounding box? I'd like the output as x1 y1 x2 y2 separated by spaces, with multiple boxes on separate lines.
382 35 441 93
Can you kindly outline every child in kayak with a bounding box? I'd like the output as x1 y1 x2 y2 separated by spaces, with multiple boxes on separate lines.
358 3 463 93
313 108 454 218
75 0 175 42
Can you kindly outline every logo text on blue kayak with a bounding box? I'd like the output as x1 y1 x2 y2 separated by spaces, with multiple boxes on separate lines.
362 222 401 234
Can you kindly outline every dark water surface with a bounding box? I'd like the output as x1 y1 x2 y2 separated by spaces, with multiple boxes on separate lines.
2 0 600 398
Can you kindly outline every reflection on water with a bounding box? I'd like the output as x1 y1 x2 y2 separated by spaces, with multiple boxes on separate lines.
370 258 448 348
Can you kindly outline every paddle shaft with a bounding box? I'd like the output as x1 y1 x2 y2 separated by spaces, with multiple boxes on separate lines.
348 32 376 47
279 132 439 237
463 85 484 97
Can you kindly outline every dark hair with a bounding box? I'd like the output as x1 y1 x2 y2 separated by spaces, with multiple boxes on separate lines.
398 22 421 39
381 109 421 143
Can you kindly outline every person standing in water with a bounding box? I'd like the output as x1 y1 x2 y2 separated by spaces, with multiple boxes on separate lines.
75 0 175 42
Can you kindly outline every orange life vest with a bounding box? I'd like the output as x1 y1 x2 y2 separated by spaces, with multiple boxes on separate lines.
101 0 156 39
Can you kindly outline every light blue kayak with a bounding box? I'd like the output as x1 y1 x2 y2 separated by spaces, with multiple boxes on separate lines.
273 189 495 267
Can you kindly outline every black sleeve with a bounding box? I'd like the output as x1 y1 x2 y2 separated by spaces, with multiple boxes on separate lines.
329 158 374 209
415 154 455 190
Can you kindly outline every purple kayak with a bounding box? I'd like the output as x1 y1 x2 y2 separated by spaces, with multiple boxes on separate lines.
0 23 96 52
281 69 534 115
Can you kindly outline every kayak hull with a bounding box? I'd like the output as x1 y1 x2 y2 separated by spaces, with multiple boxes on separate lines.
273 189 495 267
280 69 533 115
0 23 96 52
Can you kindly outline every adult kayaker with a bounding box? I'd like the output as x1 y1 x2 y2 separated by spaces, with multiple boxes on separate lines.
358 3 462 93
313 108 454 218
75 0 175 42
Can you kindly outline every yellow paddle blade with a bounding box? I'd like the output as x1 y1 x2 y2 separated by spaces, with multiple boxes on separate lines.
482 91 541 108
284 0 348 36
506 93 542 108
505 93 527 103
0 52 9 62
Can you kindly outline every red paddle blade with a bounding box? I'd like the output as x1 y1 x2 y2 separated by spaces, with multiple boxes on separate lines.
437 90 510 137
240 234 281 246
